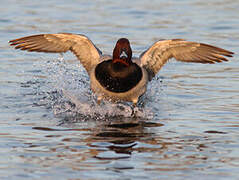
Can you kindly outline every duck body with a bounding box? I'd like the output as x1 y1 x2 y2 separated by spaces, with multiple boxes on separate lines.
90 58 148 104
9 33 234 105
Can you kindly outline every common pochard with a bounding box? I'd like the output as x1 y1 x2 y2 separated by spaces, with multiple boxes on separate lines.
9 33 234 105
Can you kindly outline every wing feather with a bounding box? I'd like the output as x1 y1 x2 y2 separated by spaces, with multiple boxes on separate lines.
140 39 234 80
9 33 102 73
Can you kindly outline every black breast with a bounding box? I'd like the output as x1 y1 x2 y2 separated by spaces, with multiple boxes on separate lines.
95 60 143 93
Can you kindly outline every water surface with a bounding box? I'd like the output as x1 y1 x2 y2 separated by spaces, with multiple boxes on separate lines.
0 0 239 179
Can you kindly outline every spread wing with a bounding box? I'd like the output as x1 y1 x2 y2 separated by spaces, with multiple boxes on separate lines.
9 33 102 74
140 39 234 80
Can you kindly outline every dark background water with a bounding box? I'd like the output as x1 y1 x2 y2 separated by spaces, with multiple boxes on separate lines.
0 0 239 179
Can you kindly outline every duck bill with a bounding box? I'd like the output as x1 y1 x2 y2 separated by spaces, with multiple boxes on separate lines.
119 50 128 59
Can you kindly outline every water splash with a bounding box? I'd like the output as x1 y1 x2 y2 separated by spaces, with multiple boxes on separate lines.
36 56 168 121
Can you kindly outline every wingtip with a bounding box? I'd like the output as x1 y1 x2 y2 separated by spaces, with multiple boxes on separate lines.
229 51 234 56
9 39 21 46
9 41 17 46
226 49 234 55
8 39 15 45
224 51 234 58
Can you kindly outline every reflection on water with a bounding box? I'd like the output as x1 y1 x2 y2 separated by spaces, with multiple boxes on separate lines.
0 0 239 179
34 118 164 159
23 117 239 179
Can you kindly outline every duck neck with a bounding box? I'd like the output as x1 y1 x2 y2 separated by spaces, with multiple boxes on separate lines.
109 60 132 78
112 58 130 67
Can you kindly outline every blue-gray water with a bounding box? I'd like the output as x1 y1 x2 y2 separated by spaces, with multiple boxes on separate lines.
0 0 239 179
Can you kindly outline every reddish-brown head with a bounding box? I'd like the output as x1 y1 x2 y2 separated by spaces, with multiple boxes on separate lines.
112 38 132 66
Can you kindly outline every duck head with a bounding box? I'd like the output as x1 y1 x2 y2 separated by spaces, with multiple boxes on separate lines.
113 38 132 66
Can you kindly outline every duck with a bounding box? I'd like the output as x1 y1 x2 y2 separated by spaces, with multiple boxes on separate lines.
9 33 234 106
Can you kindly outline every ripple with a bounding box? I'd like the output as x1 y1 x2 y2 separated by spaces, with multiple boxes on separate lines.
1 0 239 179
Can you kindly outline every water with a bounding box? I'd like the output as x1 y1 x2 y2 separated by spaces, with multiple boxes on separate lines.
0 0 239 179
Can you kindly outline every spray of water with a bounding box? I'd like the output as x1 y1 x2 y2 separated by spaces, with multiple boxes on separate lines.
36 56 168 121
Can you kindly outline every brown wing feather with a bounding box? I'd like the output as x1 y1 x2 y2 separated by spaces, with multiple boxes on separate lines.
140 39 234 80
9 33 102 73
